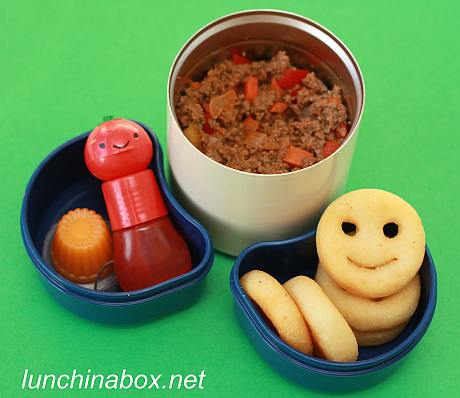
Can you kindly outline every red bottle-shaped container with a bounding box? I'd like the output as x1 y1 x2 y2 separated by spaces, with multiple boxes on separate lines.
84 118 192 291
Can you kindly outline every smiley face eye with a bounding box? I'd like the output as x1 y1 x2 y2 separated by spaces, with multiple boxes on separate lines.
342 222 357 236
99 143 105 149
383 223 398 238
133 132 139 139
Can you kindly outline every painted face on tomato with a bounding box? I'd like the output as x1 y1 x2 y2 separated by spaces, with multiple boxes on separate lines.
85 119 153 181
316 189 425 298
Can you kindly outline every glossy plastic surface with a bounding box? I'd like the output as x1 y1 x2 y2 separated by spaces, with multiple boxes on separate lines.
52 208 113 284
230 230 437 390
21 121 214 323
86 119 167 231
102 169 167 231
85 118 153 181
114 216 192 291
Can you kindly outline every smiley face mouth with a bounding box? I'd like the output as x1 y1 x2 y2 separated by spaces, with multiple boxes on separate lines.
347 256 398 270
112 140 130 149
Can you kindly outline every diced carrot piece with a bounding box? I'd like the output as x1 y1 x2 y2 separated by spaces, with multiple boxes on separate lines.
335 122 348 138
242 116 259 133
278 69 308 89
190 81 201 89
270 102 288 113
244 76 259 101
231 49 251 65
270 77 281 91
282 145 314 167
323 140 341 158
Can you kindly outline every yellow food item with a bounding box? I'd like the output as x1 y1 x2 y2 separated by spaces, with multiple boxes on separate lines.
352 324 407 347
316 189 425 298
284 276 358 362
240 270 313 355
183 124 201 149
315 264 420 332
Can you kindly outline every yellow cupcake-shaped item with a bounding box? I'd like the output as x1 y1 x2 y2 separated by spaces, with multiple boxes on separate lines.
51 208 113 284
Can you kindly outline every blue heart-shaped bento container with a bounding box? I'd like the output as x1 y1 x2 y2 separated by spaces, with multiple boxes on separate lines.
21 121 214 323
230 230 436 392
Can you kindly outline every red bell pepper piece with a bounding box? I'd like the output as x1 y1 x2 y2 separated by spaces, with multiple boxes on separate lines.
278 68 308 89
323 140 341 158
334 122 348 138
203 122 214 135
231 49 251 65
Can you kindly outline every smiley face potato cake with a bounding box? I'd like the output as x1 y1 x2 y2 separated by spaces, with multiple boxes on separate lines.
315 264 420 332
316 189 425 298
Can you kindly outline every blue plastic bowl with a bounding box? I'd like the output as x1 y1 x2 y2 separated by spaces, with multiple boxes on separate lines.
21 121 214 323
230 230 436 391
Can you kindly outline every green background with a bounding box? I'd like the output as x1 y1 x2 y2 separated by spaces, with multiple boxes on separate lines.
1 0 459 396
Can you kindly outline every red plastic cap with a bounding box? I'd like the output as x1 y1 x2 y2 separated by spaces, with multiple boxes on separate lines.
85 118 153 181
102 169 168 231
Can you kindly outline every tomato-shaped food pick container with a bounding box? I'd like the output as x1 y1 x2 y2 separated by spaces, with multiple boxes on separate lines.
84 118 192 291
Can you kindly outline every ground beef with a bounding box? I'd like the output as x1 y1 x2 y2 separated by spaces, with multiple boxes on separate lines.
175 50 349 174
